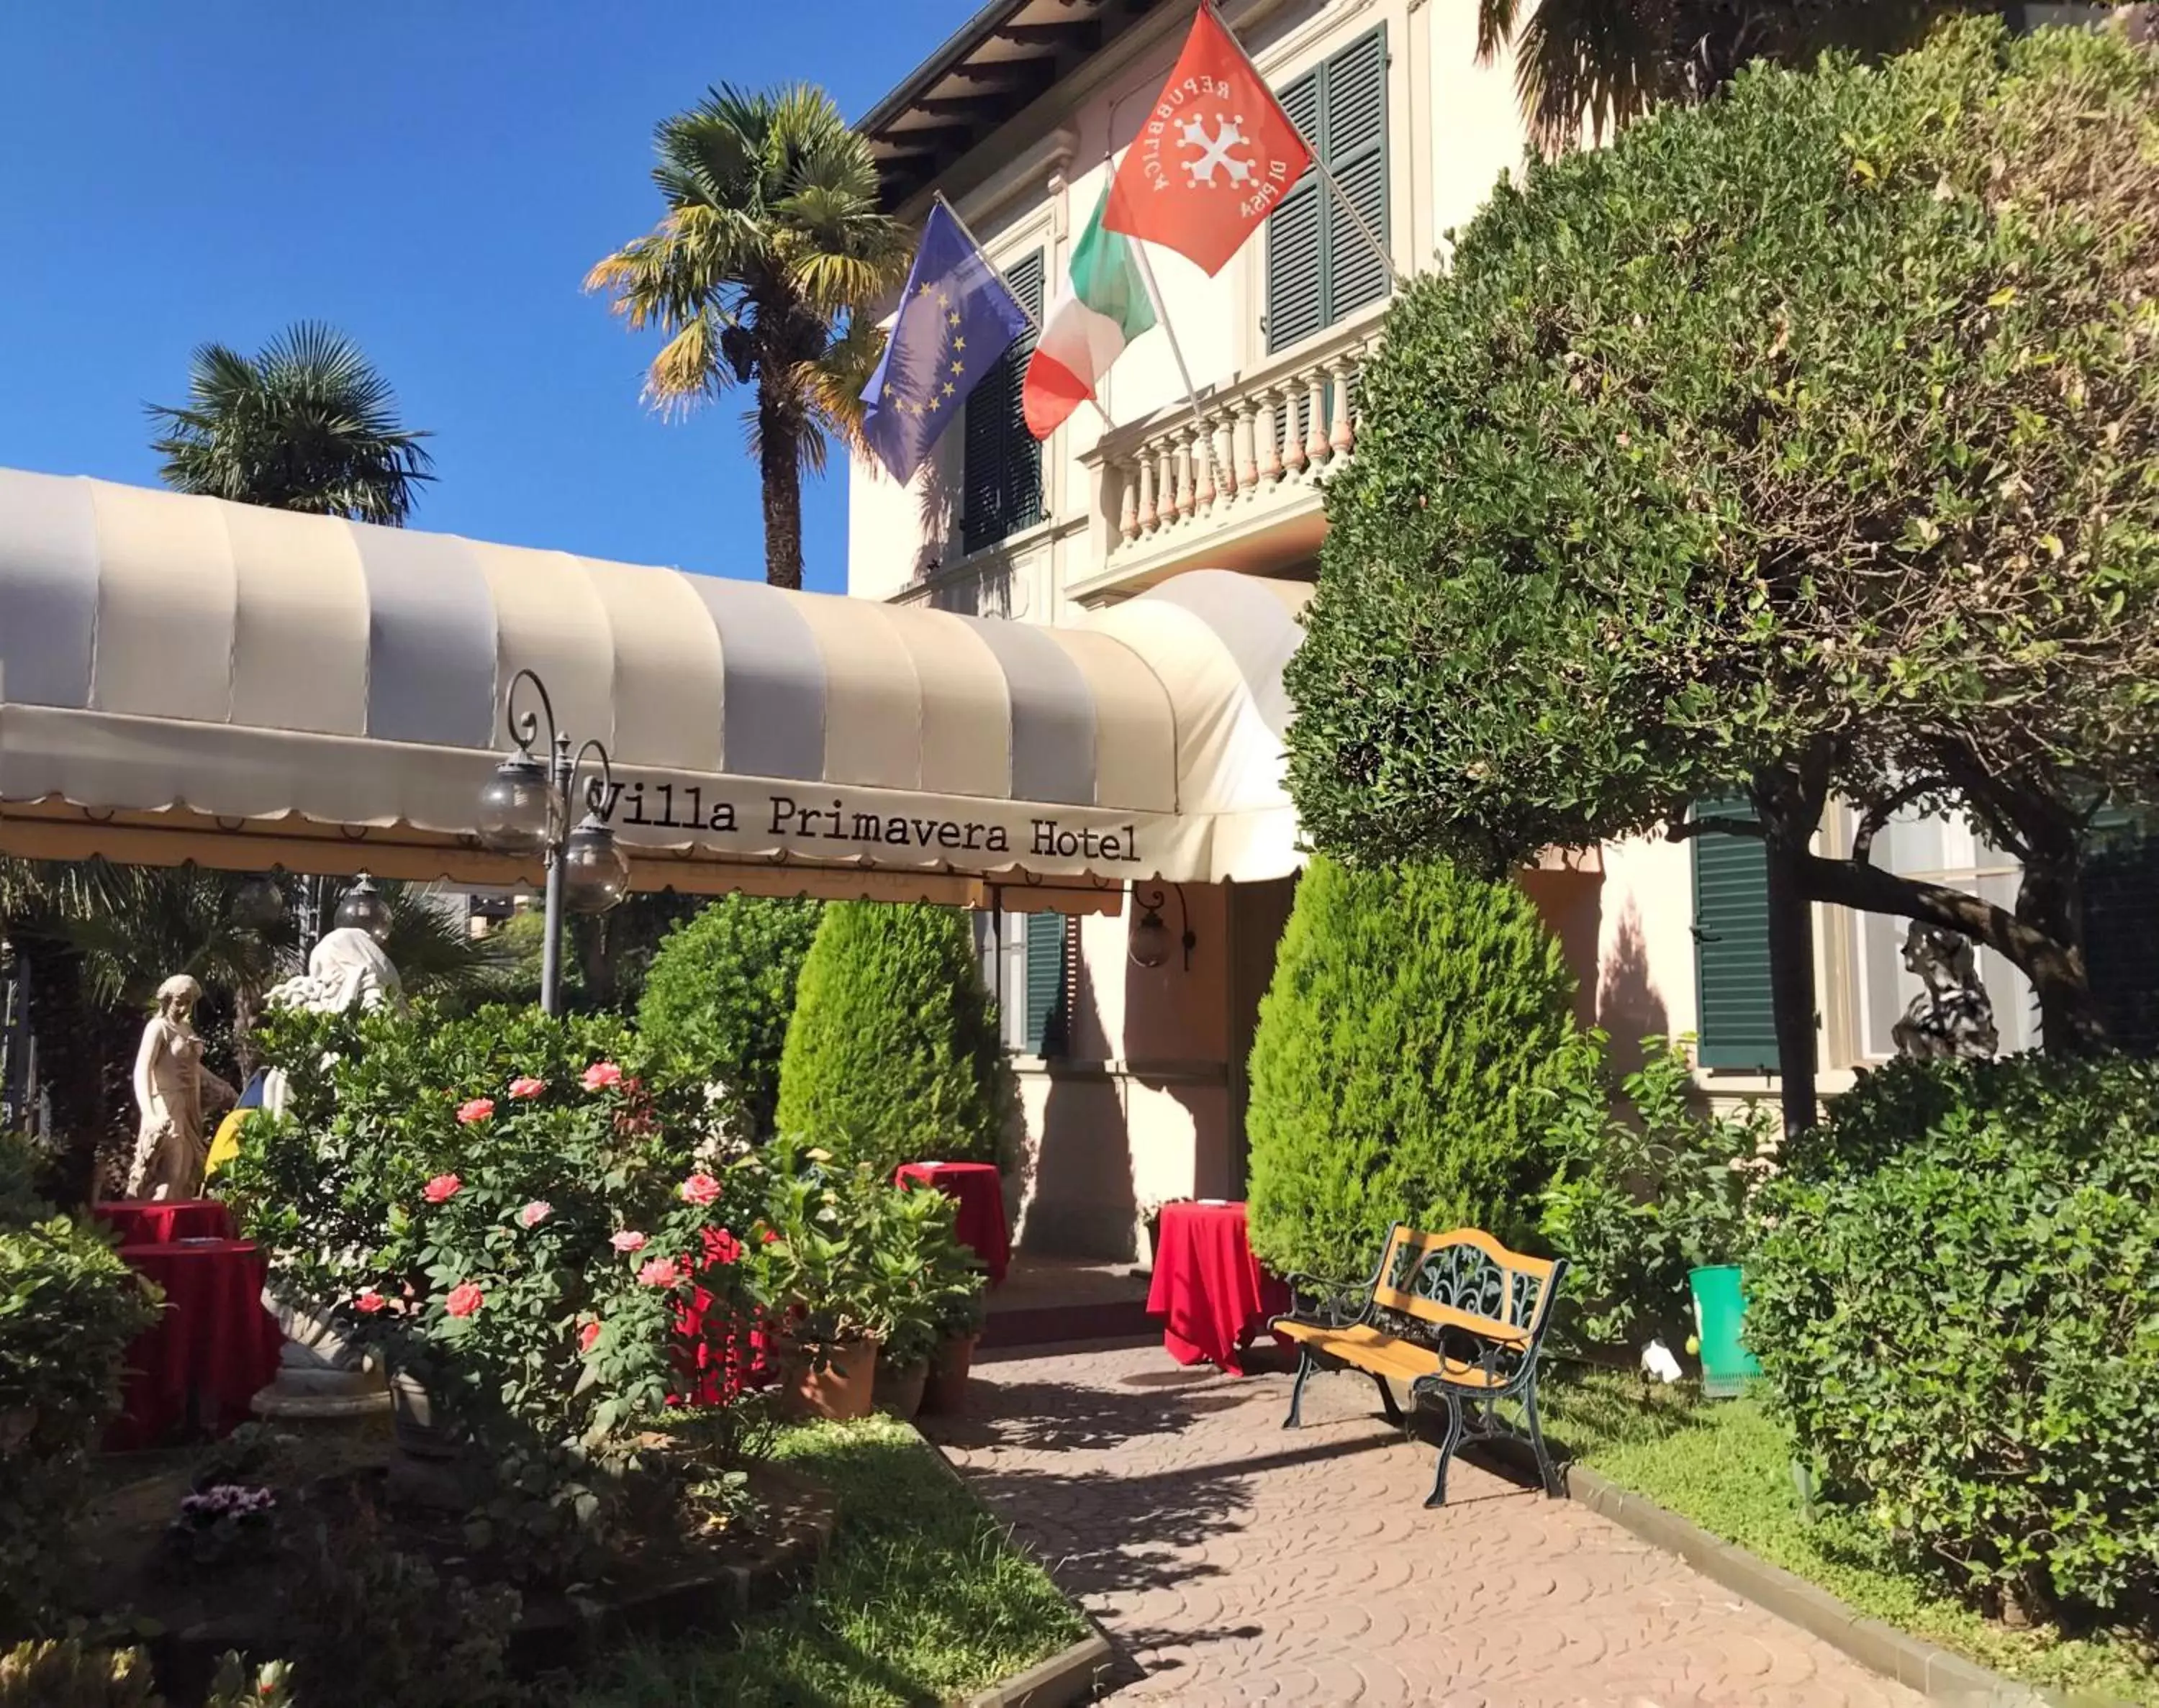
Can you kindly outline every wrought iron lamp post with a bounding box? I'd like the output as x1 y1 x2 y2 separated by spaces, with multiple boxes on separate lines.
1127 881 1195 971
474 669 630 1015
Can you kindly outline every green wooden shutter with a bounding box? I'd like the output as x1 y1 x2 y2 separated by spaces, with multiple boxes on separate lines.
1264 28 1388 355
1264 70 1324 354
2083 805 2159 1055
960 250 1044 555
1024 911 1066 1055
1691 797 1778 1069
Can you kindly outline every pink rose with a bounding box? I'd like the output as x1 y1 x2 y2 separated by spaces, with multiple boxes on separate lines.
353 1288 386 1315
517 1199 552 1229
422 1173 462 1204
507 1076 546 1100
678 1172 722 1207
704 1227 744 1266
443 1281 484 1319
610 1230 648 1254
637 1255 684 1289
579 1319 604 1355
581 1060 624 1092
456 1098 495 1126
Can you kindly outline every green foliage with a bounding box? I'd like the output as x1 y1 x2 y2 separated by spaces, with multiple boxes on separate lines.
579 1416 1088 1708
1537 1032 1770 1350
147 320 433 524
222 1001 760 1573
0 1640 156 1707
1244 855 1579 1280
638 896 821 1142
1747 1053 2159 1624
775 903 1016 1176
1290 21 2159 877
281 1502 522 1708
1540 1373 2159 1704
0 1154 159 1635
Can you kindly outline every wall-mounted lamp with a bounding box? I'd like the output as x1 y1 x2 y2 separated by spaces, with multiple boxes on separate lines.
1128 882 1195 971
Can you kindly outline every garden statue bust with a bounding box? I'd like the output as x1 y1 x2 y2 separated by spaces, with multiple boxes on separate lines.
1891 922 1999 1062
126 973 238 1200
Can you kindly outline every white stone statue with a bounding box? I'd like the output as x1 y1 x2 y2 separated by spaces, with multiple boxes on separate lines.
258 927 404 1118
125 974 238 1200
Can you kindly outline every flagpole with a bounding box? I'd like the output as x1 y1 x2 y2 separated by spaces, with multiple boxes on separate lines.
931 192 1115 431
1126 235 1221 496
1201 0 1399 291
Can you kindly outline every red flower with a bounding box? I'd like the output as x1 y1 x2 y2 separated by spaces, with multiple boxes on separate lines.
578 1319 604 1355
638 1255 684 1289
703 1227 745 1266
581 1060 624 1092
456 1098 495 1126
507 1076 546 1100
517 1199 553 1229
353 1288 386 1315
678 1172 722 1207
761 1228 782 1245
422 1173 462 1204
443 1281 484 1319
610 1229 648 1254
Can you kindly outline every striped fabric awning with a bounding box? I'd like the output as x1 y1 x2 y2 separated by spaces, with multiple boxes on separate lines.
0 470 1309 905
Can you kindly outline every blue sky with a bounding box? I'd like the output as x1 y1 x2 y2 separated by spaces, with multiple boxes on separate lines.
0 1 962 592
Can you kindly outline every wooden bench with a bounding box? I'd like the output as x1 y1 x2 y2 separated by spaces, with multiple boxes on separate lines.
1272 1224 1567 1508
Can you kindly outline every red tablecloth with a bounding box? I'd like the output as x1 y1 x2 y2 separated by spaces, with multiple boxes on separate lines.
94 1199 235 1247
895 1161 1010 1285
107 1240 284 1450
1146 1200 1291 1376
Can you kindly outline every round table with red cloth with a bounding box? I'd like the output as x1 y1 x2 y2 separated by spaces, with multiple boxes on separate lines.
895 1161 1010 1285
94 1198 235 1247
1146 1199 1291 1376
106 1239 284 1450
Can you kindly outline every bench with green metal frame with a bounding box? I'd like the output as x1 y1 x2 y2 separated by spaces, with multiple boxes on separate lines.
1272 1224 1568 1507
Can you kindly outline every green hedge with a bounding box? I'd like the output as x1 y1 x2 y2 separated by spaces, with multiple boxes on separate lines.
774 902 1016 1176
637 896 822 1142
0 1136 160 1637
1244 856 1578 1280
1749 1053 2159 1625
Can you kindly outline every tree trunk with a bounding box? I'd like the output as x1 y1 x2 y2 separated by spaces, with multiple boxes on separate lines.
1764 840 1820 1135
2011 820 2104 1054
759 381 804 591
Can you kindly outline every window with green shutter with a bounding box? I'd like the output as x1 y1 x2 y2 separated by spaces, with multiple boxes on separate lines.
959 250 1044 555
1690 798 1778 1069
1024 910 1067 1056
1264 27 1389 355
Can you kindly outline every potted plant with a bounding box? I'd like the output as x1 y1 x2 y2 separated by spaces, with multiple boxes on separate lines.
748 1141 882 1421
919 1232 990 1417
868 1176 971 1419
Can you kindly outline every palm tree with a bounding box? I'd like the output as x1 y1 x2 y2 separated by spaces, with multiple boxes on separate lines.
1476 0 1949 147
587 83 910 589
147 321 433 524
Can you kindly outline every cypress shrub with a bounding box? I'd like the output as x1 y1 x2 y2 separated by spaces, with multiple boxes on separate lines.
1245 856 1578 1280
636 896 821 1141
775 902 1016 1175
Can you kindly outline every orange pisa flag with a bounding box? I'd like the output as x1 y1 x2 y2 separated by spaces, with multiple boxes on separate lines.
1100 1 1314 276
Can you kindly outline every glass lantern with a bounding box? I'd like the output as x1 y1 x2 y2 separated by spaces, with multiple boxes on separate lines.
561 817 630 914
476 757 558 857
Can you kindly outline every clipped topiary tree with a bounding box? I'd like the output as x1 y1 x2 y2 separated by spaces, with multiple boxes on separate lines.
775 901 1016 1175
636 896 821 1141
1245 856 1579 1281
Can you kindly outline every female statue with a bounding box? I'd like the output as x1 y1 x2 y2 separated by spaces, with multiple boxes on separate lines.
126 974 237 1200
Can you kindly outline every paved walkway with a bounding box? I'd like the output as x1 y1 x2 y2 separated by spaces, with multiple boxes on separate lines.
925 1340 1922 1708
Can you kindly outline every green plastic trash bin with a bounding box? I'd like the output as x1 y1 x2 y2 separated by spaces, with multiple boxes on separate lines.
1689 1264 1760 1398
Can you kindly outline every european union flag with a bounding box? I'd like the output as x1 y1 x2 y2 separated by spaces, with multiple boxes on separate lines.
859 201 1031 486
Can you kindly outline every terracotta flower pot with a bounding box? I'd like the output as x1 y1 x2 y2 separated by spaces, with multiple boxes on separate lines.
873 1358 929 1421
920 1333 979 1415
774 1335 879 1422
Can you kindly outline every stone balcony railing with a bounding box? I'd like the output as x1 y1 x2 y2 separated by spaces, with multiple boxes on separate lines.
1074 322 1373 600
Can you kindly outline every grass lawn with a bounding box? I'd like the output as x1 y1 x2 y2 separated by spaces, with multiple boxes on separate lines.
574 1414 1088 1708
1539 1368 2159 1706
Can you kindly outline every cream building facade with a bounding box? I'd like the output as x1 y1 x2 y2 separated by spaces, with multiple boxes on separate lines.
846 0 2050 1260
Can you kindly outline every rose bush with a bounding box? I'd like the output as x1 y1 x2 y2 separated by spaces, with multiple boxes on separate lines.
223 1002 764 1568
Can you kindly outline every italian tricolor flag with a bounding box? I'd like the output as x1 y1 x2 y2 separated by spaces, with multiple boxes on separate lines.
1023 185 1157 440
